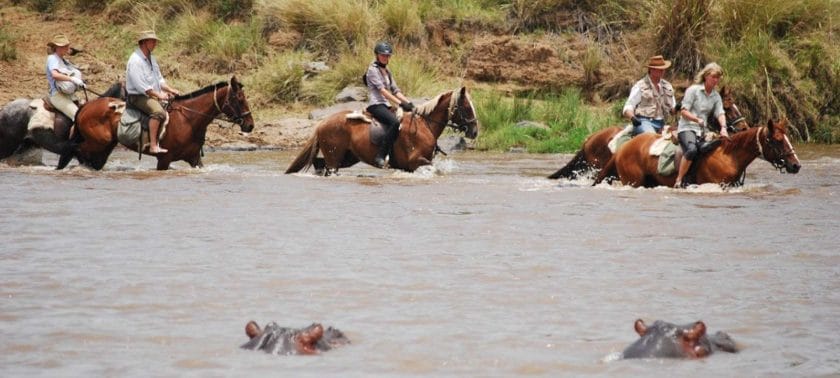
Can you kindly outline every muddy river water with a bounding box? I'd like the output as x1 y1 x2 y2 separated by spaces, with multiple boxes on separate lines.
1 146 838 376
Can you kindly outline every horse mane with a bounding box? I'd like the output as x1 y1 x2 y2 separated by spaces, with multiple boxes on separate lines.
174 81 229 100
721 124 761 154
414 90 458 117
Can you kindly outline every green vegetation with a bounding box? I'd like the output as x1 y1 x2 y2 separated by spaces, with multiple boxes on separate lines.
0 24 16 62
5 0 839 147
474 89 621 152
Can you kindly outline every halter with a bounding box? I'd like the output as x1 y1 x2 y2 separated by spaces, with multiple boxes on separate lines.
755 126 791 172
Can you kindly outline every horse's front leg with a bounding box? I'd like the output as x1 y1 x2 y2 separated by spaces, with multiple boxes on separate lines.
156 156 173 170
187 154 203 168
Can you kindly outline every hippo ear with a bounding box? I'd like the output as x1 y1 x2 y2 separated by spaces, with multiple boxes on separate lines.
682 321 706 341
245 321 261 339
634 319 647 336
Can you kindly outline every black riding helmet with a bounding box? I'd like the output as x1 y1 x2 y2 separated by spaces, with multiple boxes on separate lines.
374 41 393 56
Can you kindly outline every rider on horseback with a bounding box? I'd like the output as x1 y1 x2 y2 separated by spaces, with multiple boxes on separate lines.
125 30 180 154
43 34 86 123
365 41 415 168
674 62 730 187
622 55 676 135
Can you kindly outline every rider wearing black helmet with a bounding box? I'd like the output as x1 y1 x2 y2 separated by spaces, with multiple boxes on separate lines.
365 41 414 168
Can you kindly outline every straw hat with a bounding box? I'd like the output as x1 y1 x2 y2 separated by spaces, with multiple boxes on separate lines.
137 30 160 43
646 55 672 70
47 34 70 48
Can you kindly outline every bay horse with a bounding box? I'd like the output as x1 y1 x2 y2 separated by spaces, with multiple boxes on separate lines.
592 118 800 188
0 82 123 165
58 76 254 170
547 86 749 180
285 86 478 175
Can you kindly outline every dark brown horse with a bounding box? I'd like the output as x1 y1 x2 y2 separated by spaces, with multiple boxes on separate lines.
286 86 478 175
548 86 749 180
59 76 254 170
592 118 800 188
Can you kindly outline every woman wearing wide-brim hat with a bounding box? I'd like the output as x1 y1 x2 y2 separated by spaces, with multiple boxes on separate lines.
622 55 677 136
44 34 86 121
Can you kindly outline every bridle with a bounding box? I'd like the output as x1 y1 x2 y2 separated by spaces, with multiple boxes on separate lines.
755 126 795 172
167 83 251 127
416 91 476 134
212 85 251 127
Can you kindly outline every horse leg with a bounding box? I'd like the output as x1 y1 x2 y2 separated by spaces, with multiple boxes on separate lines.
187 154 203 168
156 156 173 170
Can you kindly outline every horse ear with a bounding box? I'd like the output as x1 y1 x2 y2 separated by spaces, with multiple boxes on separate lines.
767 118 774 130
634 319 647 336
460 86 467 97
231 75 242 88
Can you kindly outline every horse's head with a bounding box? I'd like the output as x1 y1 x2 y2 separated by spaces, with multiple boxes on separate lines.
759 118 801 174
710 86 748 133
221 76 255 133
450 87 479 139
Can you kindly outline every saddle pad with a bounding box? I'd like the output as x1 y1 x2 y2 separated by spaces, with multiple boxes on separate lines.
656 141 678 176
27 99 55 131
607 125 633 153
117 107 168 150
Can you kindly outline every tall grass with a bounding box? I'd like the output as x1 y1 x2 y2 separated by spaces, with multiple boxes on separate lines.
250 51 309 105
647 0 711 76
0 25 16 62
268 0 374 57
473 89 620 152
378 0 424 44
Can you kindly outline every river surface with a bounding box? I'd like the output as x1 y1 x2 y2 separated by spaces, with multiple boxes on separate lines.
1 146 838 377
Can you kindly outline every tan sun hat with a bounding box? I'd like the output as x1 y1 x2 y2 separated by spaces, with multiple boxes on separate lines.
137 30 160 43
47 34 71 48
646 55 672 70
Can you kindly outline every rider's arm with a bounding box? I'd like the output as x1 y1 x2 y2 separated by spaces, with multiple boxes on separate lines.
622 83 642 119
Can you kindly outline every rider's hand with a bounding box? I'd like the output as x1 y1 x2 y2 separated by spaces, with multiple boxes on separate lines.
631 116 641 127
720 129 730 139
399 102 415 112
70 77 85 88
697 118 705 127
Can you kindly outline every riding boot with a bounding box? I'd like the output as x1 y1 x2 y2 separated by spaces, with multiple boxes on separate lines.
374 125 398 168
699 138 721 154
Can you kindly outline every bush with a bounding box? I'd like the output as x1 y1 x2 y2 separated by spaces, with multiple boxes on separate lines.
378 0 424 44
647 0 711 76
0 26 17 62
270 0 374 57
473 88 619 152
252 51 309 104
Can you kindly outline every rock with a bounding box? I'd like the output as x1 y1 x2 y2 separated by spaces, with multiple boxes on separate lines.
438 135 467 152
514 120 549 130
304 61 329 75
309 101 367 120
334 86 367 103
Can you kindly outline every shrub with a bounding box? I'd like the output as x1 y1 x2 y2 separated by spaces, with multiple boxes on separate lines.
378 0 424 44
0 26 17 62
252 51 309 104
270 0 374 57
647 0 711 76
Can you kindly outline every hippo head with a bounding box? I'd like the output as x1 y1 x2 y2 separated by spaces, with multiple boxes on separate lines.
622 319 715 359
242 321 349 355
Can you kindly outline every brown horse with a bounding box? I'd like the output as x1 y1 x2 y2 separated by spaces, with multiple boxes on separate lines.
592 118 800 188
59 76 254 170
548 86 749 180
285 86 478 175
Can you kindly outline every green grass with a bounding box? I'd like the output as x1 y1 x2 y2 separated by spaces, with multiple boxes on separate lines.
0 25 16 62
473 89 621 152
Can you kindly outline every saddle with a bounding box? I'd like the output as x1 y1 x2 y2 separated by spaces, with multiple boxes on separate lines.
345 107 403 146
117 104 169 158
27 98 74 140
607 125 633 153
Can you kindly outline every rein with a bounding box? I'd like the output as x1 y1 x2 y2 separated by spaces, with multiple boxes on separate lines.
168 85 250 127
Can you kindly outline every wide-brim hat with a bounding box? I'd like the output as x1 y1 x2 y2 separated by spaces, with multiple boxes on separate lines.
137 30 160 43
647 55 672 70
47 34 70 48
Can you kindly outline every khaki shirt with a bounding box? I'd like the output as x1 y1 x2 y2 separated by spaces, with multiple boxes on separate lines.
622 76 675 120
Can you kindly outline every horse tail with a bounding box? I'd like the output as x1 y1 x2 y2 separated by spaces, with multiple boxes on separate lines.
592 155 617 186
548 149 588 179
285 134 319 174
